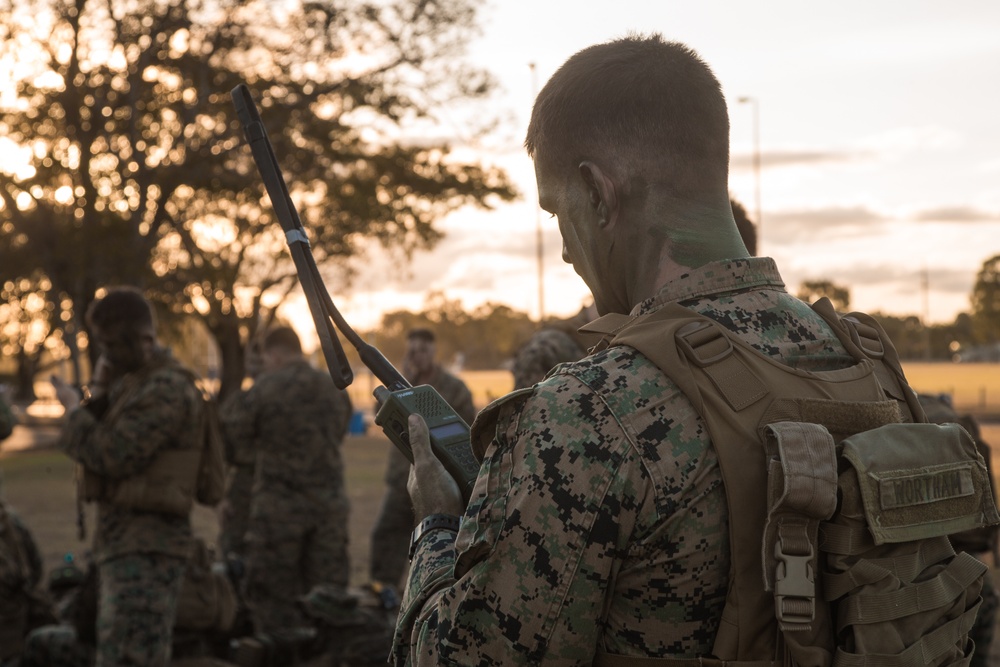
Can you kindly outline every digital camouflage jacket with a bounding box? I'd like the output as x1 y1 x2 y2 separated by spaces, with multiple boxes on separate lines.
393 258 860 666
59 349 200 563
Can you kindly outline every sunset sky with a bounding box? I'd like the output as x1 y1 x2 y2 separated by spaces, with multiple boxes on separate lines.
313 0 1000 340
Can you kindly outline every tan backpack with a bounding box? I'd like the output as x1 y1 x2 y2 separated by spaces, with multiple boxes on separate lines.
587 299 999 667
77 366 227 520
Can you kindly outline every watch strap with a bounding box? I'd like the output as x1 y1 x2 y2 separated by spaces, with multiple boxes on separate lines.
409 513 461 561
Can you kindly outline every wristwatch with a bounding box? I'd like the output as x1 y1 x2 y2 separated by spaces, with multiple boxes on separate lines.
409 513 461 561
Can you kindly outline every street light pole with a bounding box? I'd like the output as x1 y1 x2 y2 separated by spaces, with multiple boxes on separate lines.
738 96 762 255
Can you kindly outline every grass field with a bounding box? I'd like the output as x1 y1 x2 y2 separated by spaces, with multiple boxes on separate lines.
3 364 1000 661
0 433 397 588
4 422 1000 583
902 363 1000 415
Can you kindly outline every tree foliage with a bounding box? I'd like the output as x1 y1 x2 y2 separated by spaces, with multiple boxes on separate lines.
0 0 517 398
797 280 851 312
971 254 1000 344
372 293 537 371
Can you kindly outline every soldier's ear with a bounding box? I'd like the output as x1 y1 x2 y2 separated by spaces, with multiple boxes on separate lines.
579 161 619 229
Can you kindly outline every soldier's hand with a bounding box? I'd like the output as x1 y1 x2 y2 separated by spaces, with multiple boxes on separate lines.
51 375 81 410
406 414 464 519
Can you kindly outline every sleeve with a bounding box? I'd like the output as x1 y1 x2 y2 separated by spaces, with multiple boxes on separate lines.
59 370 196 479
391 377 640 666
220 389 258 466
11 512 44 588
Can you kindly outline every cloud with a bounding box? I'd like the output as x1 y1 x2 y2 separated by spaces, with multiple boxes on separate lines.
731 126 962 173
862 126 963 154
730 149 864 170
912 206 1000 222
793 262 973 295
763 206 888 243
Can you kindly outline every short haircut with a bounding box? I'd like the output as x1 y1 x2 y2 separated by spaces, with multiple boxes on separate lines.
407 328 435 344
262 326 302 355
86 286 155 333
525 34 730 196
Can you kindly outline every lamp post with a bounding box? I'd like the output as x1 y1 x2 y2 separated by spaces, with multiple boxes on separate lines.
530 62 544 321
738 96 762 254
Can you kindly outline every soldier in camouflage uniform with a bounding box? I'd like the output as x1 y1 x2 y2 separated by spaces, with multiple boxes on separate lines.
217 339 264 559
391 36 883 665
369 328 477 591
510 327 584 390
0 496 54 666
510 304 597 391
220 326 352 635
51 286 201 667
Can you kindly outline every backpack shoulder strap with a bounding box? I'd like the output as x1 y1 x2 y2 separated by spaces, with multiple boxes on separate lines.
582 304 771 417
809 298 925 423
602 302 898 663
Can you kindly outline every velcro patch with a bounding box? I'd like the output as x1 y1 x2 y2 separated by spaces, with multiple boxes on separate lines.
879 466 975 509
842 422 998 544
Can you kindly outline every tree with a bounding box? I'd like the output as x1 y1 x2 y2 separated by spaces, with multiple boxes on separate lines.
0 0 517 398
0 275 75 400
374 294 536 371
797 280 851 312
971 254 1000 345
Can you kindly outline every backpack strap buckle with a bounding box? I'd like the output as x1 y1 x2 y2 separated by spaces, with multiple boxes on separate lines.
773 530 817 628
676 320 768 411
763 422 839 631
676 320 733 367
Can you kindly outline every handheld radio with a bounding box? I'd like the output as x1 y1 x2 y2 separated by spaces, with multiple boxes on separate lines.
230 84 479 501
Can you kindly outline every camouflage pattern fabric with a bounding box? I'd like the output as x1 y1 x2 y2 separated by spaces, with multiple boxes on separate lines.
0 505 51 662
369 366 476 588
220 359 352 634
55 349 199 665
0 392 16 441
95 553 186 666
21 625 93 667
216 464 253 558
393 258 860 666
0 505 43 594
218 387 256 558
58 348 200 563
511 328 586 390
23 558 188 666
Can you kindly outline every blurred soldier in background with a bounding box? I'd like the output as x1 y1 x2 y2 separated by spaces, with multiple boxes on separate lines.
510 305 596 390
51 286 203 667
218 338 264 560
220 326 352 635
368 328 476 594
0 383 17 444
918 392 999 667
0 491 55 666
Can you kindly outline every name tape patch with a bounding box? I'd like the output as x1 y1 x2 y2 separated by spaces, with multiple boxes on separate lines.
879 467 975 509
